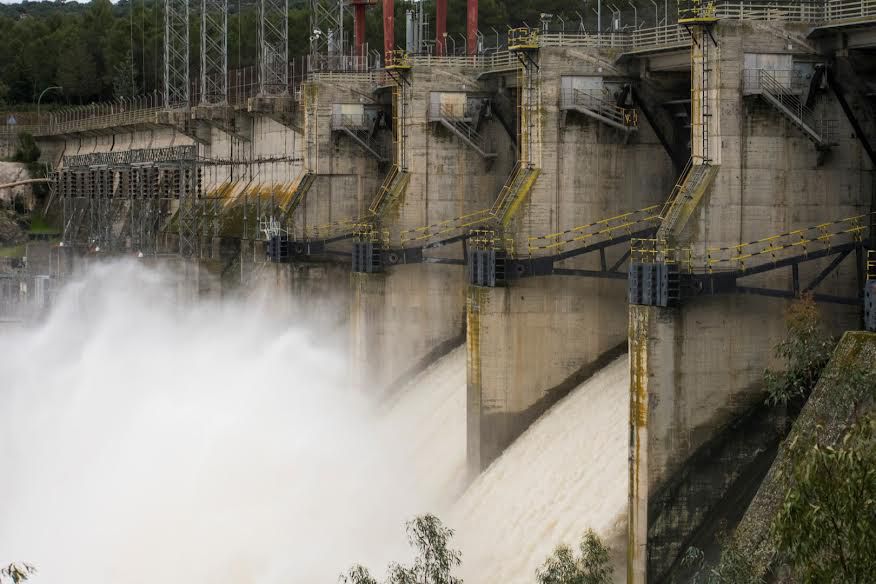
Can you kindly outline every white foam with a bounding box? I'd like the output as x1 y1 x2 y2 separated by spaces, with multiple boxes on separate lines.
451 356 630 583
0 260 629 583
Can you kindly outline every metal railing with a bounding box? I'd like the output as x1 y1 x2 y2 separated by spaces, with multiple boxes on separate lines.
430 103 494 155
385 50 412 69
330 112 373 131
743 68 807 94
4 0 875 140
428 101 476 120
633 212 871 272
490 161 526 219
470 228 516 256
527 204 662 256
631 238 695 271
307 54 377 74
658 158 694 223
368 164 401 215
408 50 519 71
400 208 491 246
757 68 836 143
818 0 876 22
508 28 540 49
560 89 639 128
703 212 869 271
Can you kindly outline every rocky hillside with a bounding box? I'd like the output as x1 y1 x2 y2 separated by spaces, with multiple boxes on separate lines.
0 161 34 247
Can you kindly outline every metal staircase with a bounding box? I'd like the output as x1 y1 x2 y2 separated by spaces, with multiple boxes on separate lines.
430 104 496 159
755 69 834 149
656 161 717 241
489 161 541 227
561 89 639 133
282 170 316 216
368 164 411 217
331 113 389 163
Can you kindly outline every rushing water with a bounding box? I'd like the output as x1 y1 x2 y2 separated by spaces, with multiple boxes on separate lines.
451 356 630 583
0 261 628 583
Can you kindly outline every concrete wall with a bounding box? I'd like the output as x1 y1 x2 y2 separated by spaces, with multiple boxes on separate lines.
351 62 514 393
628 20 873 584
468 46 677 473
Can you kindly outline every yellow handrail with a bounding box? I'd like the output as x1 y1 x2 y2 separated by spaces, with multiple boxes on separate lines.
635 212 872 273
527 205 661 255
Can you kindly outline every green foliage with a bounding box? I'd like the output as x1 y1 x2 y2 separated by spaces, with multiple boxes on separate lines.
0 563 36 584
12 132 40 163
340 565 379 584
0 1 668 105
535 529 613 584
763 294 835 406
681 544 763 584
112 51 137 100
340 514 462 584
771 414 876 584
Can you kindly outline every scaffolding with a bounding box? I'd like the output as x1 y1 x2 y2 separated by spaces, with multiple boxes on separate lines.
310 0 348 57
201 0 228 105
164 0 190 108
259 0 289 95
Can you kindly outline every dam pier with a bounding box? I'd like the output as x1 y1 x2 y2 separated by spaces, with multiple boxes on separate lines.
2 0 875 581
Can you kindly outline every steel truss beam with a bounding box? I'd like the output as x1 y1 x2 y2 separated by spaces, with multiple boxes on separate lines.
201 0 228 105
270 225 868 307
310 0 348 57
164 0 190 108
684 241 869 305
259 0 289 95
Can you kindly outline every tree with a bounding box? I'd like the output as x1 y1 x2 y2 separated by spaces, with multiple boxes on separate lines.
57 32 100 101
763 294 835 406
536 529 613 584
680 544 763 584
771 413 876 583
13 132 40 163
0 563 36 584
340 514 462 584
112 51 137 99
340 565 379 584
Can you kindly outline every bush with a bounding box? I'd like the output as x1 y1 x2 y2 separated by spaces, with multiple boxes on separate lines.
681 543 763 584
764 294 835 406
536 529 613 584
12 132 40 164
771 414 876 583
340 515 462 584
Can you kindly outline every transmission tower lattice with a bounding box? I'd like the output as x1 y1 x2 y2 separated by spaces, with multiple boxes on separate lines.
164 0 190 108
310 0 348 57
201 0 228 105
259 0 289 95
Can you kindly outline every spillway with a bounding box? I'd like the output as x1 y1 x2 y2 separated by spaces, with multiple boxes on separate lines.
0 262 629 582
451 356 630 583
379 345 468 507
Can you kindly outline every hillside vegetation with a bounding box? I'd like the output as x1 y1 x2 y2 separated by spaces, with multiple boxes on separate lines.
0 0 674 106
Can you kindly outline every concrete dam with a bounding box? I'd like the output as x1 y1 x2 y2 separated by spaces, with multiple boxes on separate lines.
1 0 875 582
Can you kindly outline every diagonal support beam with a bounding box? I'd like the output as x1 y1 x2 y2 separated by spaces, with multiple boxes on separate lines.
803 247 852 293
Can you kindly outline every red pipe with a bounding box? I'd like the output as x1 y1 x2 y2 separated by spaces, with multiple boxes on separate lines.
353 2 367 57
466 0 477 56
435 0 447 56
383 0 394 59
